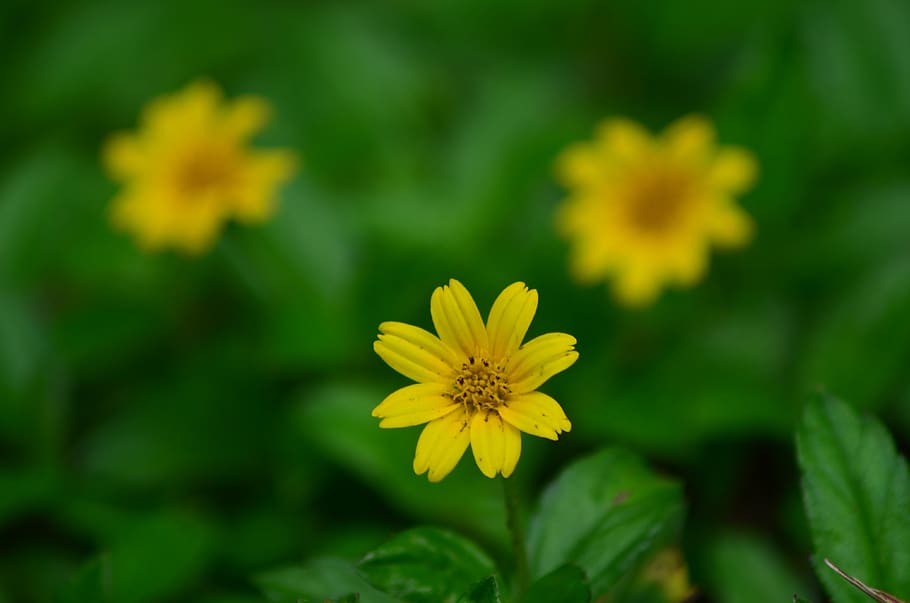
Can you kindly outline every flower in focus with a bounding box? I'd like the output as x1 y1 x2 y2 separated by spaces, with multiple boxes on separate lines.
373 279 578 482
102 80 296 254
555 115 758 306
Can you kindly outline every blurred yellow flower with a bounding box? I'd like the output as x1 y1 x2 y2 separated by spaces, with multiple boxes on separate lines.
556 115 758 306
373 279 578 482
640 548 697 603
102 80 296 254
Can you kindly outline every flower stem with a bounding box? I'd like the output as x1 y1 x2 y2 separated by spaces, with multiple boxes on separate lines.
502 476 530 597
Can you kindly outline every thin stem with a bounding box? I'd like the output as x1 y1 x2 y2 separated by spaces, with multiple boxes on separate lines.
502 476 530 598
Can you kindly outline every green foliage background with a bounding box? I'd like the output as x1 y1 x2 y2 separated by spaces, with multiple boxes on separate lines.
1 0 909 601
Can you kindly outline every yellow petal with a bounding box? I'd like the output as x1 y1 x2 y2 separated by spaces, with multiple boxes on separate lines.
470 411 522 479
708 147 758 194
222 95 271 141
143 80 221 139
430 279 488 356
177 79 222 127
509 334 578 394
666 243 708 286
499 392 571 440
486 282 538 361
170 193 226 254
568 238 616 285
663 115 715 162
613 267 663 308
413 409 471 482
509 335 579 394
103 133 145 180
232 150 297 223
373 383 459 428
373 333 454 384
708 201 754 248
500 420 521 478
379 322 457 367
595 118 653 163
555 143 601 187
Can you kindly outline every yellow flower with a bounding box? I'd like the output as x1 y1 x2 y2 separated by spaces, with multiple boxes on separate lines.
102 80 296 254
640 548 697 603
373 279 578 482
556 115 758 306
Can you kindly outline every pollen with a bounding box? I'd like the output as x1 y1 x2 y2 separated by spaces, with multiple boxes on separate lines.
625 170 691 234
452 355 511 412
174 147 237 195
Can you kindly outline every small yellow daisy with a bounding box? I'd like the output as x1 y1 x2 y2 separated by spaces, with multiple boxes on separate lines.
373 279 578 482
640 548 697 603
103 80 296 254
556 115 758 306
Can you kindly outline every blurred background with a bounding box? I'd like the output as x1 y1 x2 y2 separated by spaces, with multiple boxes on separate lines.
2 0 910 601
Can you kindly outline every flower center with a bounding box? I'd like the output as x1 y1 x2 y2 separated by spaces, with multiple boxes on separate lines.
451 355 511 412
175 147 236 195
625 169 691 234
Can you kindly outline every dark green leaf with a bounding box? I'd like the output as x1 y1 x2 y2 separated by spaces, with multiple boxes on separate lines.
56 556 112 603
527 448 684 597
0 469 58 527
294 383 507 543
701 533 811 603
825 558 908 603
802 255 910 408
358 526 496 603
456 576 502 603
523 564 590 603
804 0 910 152
55 508 215 603
796 393 910 603
255 558 399 603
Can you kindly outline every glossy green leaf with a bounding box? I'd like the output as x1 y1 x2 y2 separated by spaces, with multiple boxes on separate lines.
796 393 910 603
358 526 496 603
256 558 399 603
456 576 502 603
527 448 685 597
523 564 590 603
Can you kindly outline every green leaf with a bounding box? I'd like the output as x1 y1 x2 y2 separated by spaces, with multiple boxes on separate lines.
256 558 399 603
802 255 910 408
824 559 908 603
56 556 112 603
293 383 507 543
0 469 58 528
796 393 910 603
526 448 685 597
794 597 812 603
55 508 215 603
803 0 910 152
701 533 811 603
358 526 496 603
523 564 591 603
456 576 502 603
